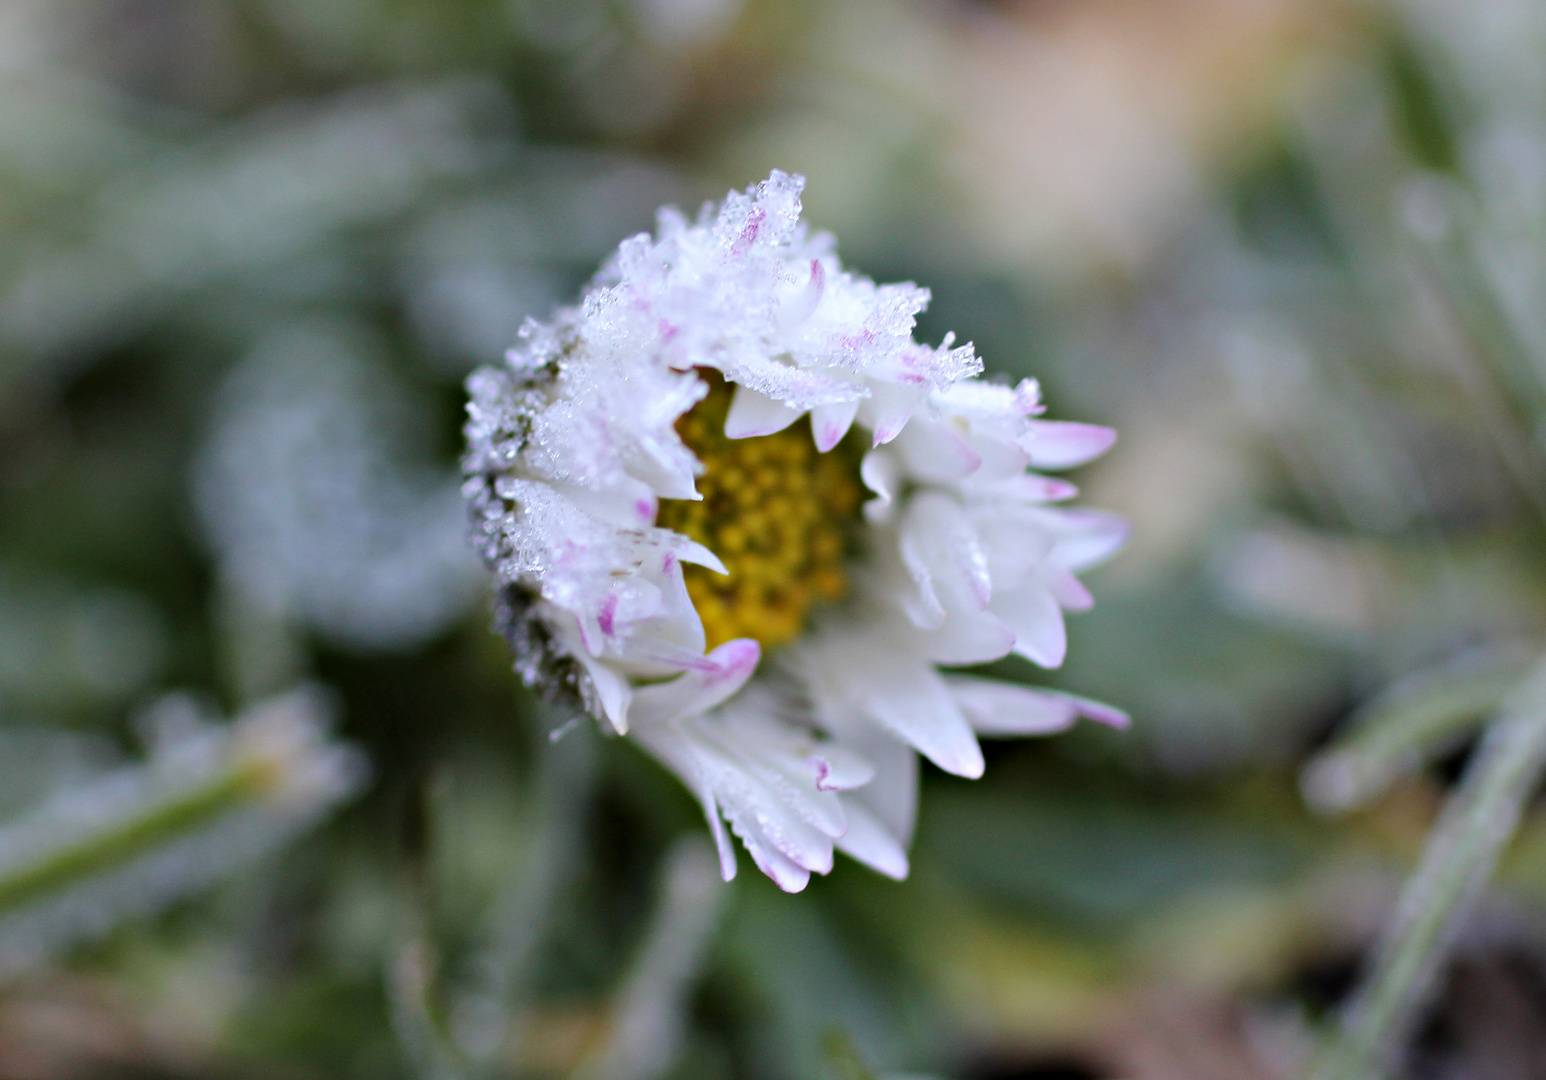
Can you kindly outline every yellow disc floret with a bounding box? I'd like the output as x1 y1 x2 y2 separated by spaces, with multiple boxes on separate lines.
657 375 863 652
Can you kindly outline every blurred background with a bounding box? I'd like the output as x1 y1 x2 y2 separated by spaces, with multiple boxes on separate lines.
3 0 1546 1077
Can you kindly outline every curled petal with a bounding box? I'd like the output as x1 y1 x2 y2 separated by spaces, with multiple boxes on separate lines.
808 746 875 791
860 448 901 523
629 639 761 727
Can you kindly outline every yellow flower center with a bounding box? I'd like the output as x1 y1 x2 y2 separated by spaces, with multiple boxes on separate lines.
657 376 863 652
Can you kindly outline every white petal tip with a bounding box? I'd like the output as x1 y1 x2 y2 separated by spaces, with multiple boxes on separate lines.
1013 639 1068 670
724 384 803 439
931 742 985 780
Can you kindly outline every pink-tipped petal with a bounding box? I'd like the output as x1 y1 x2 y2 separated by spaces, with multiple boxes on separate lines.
1002 474 1079 503
1019 421 1117 469
749 843 811 893
861 383 915 445
1059 691 1130 729
811 397 860 452
1043 565 1094 612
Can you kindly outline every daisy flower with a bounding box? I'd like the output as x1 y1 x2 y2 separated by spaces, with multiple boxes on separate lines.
463 171 1127 892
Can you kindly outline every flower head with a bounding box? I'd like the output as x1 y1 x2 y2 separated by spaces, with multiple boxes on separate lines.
463 171 1127 891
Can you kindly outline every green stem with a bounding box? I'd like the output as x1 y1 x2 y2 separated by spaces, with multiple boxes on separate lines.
1302 648 1531 812
0 758 276 915
1308 656 1546 1080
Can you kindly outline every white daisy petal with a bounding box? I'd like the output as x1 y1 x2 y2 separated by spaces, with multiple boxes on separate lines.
1019 420 1118 469
893 416 984 483
573 649 633 734
741 834 812 893
917 609 1017 666
1050 690 1131 729
980 474 1080 503
696 743 835 874
945 675 1078 735
724 383 804 439
1044 508 1130 571
839 646 984 779
857 382 919 446
1043 563 1095 612
994 584 1069 669
833 798 909 880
